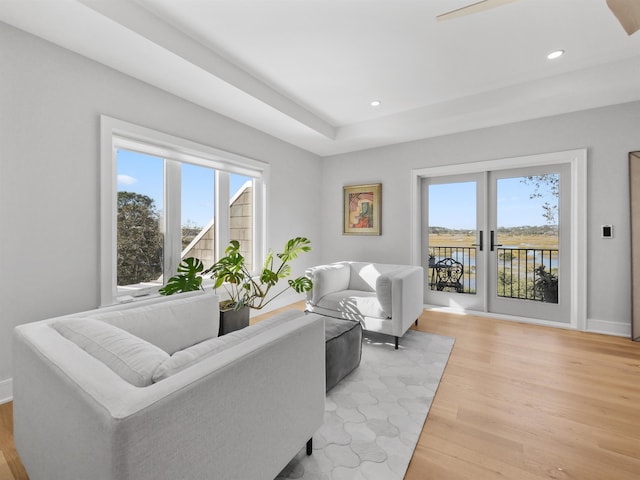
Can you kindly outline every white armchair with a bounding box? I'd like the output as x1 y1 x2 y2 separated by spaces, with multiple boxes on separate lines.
305 261 424 349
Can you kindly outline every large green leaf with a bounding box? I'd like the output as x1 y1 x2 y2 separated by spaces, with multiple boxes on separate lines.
263 251 274 271
159 257 204 295
260 268 278 287
225 240 241 255
177 257 204 275
277 237 311 263
289 276 313 293
278 264 291 279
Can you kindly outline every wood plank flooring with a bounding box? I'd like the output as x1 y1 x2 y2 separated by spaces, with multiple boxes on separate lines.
406 309 640 480
1 306 639 479
0 452 15 480
0 402 19 480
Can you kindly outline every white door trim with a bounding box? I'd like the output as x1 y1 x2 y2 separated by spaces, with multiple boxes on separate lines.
410 149 587 330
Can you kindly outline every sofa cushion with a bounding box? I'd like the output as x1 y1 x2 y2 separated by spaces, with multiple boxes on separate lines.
89 293 219 355
347 263 379 292
52 318 169 387
152 309 307 382
306 263 351 305
317 290 388 319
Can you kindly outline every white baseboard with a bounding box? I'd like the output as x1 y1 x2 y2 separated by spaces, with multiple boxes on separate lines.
586 318 631 338
0 377 12 404
425 305 576 331
425 305 633 339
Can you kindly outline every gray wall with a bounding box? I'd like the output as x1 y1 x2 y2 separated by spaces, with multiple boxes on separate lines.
320 101 640 335
2 19 638 397
0 23 322 388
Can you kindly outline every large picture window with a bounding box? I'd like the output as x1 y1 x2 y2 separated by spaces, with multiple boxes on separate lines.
101 116 268 306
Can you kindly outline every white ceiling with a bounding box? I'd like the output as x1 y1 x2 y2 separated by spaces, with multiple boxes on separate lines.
1 0 640 156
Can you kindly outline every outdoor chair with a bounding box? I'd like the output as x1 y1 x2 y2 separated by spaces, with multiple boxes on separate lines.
434 257 464 293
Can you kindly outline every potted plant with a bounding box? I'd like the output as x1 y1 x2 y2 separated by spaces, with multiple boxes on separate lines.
534 264 558 304
159 237 313 333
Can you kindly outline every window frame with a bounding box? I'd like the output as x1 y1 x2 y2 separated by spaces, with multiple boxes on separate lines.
100 115 268 306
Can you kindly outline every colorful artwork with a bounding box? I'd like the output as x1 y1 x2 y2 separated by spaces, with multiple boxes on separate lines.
343 184 381 235
349 192 374 228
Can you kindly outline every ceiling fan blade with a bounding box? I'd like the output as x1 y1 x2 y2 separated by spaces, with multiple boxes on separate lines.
607 0 640 35
437 0 519 21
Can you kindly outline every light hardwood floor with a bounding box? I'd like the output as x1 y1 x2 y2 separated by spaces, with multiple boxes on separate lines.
1 307 639 480
406 309 640 480
0 400 21 480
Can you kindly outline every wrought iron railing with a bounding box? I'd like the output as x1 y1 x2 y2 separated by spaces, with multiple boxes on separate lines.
428 246 559 303
497 247 558 303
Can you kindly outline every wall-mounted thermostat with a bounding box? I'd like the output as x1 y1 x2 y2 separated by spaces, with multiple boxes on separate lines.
602 225 613 238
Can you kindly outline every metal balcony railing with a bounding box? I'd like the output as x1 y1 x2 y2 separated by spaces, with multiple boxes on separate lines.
428 246 559 303
497 247 558 303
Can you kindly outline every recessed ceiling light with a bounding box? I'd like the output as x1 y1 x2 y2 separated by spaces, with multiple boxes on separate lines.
547 49 564 60
370 100 381 107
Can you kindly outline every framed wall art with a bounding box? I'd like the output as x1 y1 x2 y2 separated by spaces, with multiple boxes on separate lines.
343 183 381 235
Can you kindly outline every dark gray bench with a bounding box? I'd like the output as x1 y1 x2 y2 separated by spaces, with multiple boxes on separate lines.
324 317 363 391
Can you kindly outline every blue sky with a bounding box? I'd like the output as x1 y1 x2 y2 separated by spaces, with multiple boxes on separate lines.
116 149 250 227
117 149 556 229
428 176 558 229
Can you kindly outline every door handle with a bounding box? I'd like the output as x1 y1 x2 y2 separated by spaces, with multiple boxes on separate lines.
490 230 503 252
472 231 483 251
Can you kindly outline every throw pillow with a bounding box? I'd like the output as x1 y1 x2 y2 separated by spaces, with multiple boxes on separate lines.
52 318 169 387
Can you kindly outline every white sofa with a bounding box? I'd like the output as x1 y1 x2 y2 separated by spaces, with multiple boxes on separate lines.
305 261 424 349
12 291 325 480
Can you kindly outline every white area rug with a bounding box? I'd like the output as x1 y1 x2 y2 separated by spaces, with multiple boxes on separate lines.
276 329 455 480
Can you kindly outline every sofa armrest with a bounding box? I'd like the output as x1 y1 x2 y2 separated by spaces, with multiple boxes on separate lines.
376 266 424 336
13 314 325 480
305 262 351 305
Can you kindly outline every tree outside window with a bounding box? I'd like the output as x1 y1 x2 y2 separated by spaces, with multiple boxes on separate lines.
117 191 163 285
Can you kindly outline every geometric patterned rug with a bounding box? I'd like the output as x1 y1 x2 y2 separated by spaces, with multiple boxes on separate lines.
276 329 455 479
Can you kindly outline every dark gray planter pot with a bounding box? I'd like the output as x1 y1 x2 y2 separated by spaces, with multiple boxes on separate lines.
541 285 558 304
219 305 250 335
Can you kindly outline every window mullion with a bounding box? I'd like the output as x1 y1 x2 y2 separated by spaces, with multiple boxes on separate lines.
101 144 118 306
253 175 266 275
164 160 182 281
216 171 230 260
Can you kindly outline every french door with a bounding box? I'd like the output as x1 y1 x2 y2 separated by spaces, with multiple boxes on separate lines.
422 164 571 324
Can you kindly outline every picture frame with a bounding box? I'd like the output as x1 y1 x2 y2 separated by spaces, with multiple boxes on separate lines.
343 183 382 235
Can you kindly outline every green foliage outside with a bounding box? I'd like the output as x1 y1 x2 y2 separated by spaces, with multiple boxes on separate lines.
117 191 163 286
497 266 558 303
521 174 559 225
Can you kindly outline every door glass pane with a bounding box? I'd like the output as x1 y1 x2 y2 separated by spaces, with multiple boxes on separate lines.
181 163 215 268
116 149 164 287
496 174 559 303
230 174 254 273
428 182 477 294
